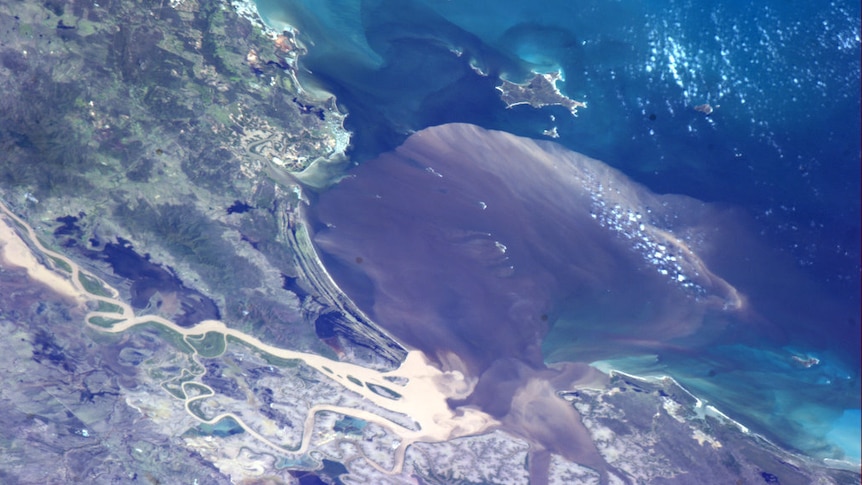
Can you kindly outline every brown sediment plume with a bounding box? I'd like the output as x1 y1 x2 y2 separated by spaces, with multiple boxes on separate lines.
311 123 746 375
309 122 755 481
463 359 612 482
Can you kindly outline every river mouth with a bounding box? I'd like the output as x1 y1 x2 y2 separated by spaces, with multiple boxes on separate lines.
307 122 861 468
306 122 744 478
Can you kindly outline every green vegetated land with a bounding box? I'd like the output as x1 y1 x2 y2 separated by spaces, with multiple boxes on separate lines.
226 335 301 368
0 0 343 361
88 316 124 328
79 273 112 297
96 301 123 313
187 331 227 357
131 321 195 354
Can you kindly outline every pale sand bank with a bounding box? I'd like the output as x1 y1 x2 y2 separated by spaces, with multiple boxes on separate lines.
0 210 85 305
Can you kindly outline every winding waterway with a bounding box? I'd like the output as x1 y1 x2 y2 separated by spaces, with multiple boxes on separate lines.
0 199 498 475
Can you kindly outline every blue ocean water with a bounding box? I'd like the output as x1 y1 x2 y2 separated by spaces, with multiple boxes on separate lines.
256 0 860 466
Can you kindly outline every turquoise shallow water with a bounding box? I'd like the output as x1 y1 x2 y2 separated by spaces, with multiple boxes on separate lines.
828 410 862 461
590 345 860 464
256 0 860 466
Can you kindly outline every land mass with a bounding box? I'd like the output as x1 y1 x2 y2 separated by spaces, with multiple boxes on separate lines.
496 71 587 117
0 0 857 484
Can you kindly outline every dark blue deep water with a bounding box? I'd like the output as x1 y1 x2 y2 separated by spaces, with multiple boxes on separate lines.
257 0 861 466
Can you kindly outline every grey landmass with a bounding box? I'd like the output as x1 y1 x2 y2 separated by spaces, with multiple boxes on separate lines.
0 0 858 484
0 0 399 482
496 72 586 117
0 261 225 484
0 0 399 365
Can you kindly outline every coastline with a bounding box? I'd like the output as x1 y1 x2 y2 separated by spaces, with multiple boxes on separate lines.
2 0 855 481
172 0 862 477
591 365 862 472
497 70 587 118
229 0 355 190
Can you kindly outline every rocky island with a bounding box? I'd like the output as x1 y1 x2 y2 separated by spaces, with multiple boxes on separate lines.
496 71 587 117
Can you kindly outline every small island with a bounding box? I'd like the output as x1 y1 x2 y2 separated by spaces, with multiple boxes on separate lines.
496 71 587 117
